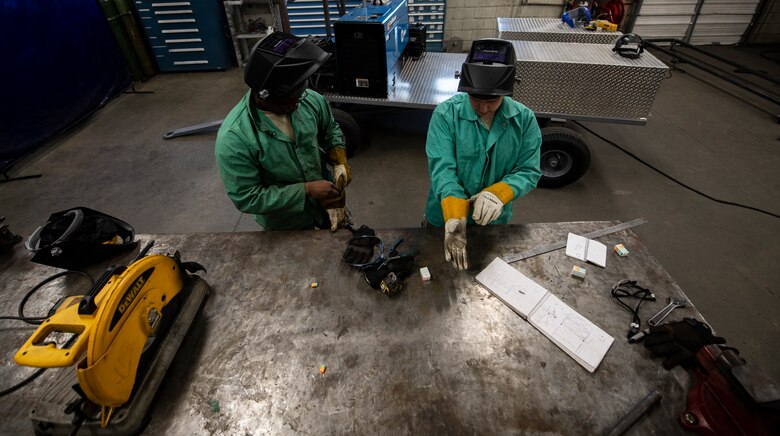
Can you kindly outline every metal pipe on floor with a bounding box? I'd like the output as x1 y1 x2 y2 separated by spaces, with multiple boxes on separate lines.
650 38 780 86
646 40 780 109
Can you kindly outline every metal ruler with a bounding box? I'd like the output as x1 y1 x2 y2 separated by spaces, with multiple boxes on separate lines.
503 218 648 264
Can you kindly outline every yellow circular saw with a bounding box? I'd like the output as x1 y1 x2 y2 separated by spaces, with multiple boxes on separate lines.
14 246 209 433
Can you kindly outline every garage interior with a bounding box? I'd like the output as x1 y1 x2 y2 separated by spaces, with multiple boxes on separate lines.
1 0 779 434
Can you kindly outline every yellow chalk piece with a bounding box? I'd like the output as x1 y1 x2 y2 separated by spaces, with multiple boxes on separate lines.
319 364 327 374
614 244 629 257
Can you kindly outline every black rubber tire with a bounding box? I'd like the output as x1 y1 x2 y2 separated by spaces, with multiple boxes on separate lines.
536 117 551 129
538 126 591 188
332 108 361 158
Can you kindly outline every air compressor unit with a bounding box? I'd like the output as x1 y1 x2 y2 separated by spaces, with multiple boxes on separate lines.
334 0 409 98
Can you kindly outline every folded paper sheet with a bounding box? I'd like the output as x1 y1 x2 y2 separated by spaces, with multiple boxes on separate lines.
476 257 614 372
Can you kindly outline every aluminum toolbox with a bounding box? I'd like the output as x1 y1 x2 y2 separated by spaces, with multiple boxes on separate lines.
498 17 622 44
510 41 668 123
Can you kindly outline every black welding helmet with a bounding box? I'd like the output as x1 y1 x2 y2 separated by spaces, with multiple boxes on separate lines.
613 33 645 59
244 31 330 101
25 207 137 269
458 38 517 99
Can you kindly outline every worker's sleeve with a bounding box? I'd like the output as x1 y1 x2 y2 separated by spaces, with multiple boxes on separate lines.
215 129 307 215
316 93 345 152
500 113 542 199
426 109 469 203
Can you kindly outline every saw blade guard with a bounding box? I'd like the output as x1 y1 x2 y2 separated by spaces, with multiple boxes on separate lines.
76 254 186 406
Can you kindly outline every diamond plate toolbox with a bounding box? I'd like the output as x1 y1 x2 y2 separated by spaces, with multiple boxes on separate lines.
510 41 669 123
498 18 622 44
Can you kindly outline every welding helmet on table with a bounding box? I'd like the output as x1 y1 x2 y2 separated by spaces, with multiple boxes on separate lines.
457 38 517 99
25 207 137 270
244 31 330 101
613 33 645 59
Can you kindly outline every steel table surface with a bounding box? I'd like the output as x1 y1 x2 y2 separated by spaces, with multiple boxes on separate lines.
0 222 702 435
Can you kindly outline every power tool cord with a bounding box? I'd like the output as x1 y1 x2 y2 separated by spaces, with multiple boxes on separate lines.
0 271 95 397
574 121 780 220
611 279 656 339
0 270 95 324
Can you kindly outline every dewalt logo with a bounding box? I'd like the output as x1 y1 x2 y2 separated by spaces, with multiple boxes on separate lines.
118 276 146 314
109 267 155 331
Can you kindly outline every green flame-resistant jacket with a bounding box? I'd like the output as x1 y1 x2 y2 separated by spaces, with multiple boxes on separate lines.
215 89 345 230
425 93 542 227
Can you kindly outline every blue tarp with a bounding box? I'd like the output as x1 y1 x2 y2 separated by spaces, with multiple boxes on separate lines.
0 0 131 170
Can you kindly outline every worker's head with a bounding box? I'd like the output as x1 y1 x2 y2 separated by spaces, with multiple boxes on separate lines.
458 39 516 99
244 32 330 113
468 94 503 118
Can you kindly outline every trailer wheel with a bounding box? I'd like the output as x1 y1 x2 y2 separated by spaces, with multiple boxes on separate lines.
332 108 361 157
538 126 591 188
536 117 551 129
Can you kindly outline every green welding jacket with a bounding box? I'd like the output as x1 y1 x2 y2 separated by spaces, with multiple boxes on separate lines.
215 89 345 230
425 93 542 227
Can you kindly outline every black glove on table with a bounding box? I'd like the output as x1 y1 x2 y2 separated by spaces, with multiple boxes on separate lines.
644 317 726 369
343 225 378 265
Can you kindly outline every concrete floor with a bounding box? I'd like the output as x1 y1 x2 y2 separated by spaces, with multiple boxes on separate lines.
1 45 779 385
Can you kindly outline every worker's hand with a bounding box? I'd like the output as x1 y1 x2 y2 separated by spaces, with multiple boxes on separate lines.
305 180 341 200
470 191 504 225
444 217 468 270
326 207 352 232
333 164 350 189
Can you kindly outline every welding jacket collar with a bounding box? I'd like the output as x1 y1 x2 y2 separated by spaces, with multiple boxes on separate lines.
457 94 522 122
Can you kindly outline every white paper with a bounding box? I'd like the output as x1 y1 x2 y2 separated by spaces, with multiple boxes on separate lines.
565 233 607 268
565 233 588 261
476 258 614 372
475 257 548 318
528 294 614 372
585 239 607 267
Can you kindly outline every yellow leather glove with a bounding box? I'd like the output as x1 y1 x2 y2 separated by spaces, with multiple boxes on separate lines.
327 148 351 188
441 196 470 270
444 217 468 270
319 189 350 232
470 182 514 226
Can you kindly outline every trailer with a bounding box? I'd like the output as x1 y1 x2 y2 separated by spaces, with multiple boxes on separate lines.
164 17 668 187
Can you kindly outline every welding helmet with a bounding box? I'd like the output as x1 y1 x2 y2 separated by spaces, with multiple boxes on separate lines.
457 38 516 99
613 33 645 59
25 207 137 269
244 31 330 101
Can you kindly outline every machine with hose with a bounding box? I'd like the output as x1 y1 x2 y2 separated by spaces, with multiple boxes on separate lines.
13 243 210 435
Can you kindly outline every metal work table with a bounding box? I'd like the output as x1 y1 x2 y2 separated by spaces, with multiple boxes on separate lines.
1 222 702 434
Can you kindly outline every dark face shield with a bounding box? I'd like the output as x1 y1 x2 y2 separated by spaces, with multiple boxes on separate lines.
244 32 329 103
457 39 517 98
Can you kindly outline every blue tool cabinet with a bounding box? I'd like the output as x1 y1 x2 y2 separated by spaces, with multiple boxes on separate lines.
135 0 235 72
286 0 364 37
407 0 445 51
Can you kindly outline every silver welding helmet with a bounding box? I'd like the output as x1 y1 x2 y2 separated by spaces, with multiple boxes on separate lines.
244 31 330 101
457 39 517 99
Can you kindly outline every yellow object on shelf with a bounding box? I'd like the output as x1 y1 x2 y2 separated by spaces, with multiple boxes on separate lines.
589 20 618 32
